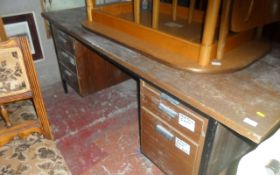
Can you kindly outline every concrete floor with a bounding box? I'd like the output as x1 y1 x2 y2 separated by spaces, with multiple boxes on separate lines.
42 79 164 175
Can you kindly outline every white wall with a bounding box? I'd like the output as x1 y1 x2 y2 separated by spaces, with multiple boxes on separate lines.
44 0 84 11
0 0 61 88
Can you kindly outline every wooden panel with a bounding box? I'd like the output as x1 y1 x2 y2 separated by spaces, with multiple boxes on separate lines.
99 2 205 23
74 41 129 96
98 2 132 16
141 108 199 175
160 2 205 23
88 10 201 61
141 81 206 142
231 0 280 32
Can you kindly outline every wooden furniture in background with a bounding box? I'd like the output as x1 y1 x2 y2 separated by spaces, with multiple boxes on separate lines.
83 0 279 73
231 0 280 32
51 26 129 96
0 33 52 146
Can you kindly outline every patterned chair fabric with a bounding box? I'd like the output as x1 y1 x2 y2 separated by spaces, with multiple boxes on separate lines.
0 133 71 175
0 100 37 129
0 46 30 97
0 100 72 175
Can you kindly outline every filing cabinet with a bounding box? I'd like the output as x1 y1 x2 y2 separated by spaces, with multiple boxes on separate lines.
140 80 253 175
51 26 129 96
140 81 208 175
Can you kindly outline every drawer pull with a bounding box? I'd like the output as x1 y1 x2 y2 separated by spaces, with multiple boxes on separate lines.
160 92 180 105
61 51 76 66
61 51 68 58
69 57 76 66
156 124 174 141
58 36 68 44
158 103 177 118
64 69 72 77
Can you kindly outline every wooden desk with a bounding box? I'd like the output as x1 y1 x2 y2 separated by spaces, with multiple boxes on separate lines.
42 7 280 174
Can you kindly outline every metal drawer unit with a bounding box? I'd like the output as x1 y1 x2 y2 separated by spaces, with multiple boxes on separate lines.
141 83 206 142
57 50 77 74
52 27 75 54
52 26 81 94
60 65 79 92
51 25 129 96
140 80 208 175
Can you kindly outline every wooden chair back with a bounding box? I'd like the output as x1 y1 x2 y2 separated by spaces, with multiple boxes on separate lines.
0 17 8 42
0 17 53 145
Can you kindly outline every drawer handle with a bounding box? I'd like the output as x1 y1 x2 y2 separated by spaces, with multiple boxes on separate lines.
61 51 68 58
160 92 180 105
69 57 76 66
58 36 68 44
61 51 76 66
158 103 177 118
156 124 174 141
64 69 72 77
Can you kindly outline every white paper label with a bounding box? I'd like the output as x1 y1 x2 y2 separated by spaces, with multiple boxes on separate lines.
178 113 195 132
243 117 258 127
175 137 190 155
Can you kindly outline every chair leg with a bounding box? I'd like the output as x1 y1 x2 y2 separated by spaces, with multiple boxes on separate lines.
0 105 12 127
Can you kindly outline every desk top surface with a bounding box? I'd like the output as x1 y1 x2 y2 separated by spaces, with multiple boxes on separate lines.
42 7 280 144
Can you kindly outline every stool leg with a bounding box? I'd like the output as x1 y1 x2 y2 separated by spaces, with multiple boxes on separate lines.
0 105 12 127
152 0 160 29
198 0 221 67
217 0 232 61
134 0 141 24
172 0 178 21
188 0 196 24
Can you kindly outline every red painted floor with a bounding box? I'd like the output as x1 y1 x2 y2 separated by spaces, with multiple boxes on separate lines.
42 79 164 175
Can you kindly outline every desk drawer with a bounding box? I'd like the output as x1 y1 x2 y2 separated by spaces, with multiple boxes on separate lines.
141 81 206 142
60 65 79 92
141 108 198 175
57 49 77 74
52 27 75 55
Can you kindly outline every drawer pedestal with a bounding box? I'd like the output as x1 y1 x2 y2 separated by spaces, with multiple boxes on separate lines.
51 26 129 96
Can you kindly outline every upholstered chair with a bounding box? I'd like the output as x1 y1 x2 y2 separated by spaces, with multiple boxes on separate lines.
0 17 72 175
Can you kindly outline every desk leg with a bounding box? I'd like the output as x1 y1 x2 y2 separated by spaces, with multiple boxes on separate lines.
62 79 68 93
